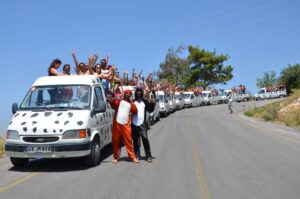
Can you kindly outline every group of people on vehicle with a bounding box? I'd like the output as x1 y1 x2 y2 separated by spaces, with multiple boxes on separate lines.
47 52 162 163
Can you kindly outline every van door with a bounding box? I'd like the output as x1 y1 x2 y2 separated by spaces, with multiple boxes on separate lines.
93 86 112 148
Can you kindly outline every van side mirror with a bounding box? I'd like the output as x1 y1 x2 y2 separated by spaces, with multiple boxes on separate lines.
12 103 18 114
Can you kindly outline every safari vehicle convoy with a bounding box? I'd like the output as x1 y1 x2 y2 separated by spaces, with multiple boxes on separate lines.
5 76 113 167
4 75 259 167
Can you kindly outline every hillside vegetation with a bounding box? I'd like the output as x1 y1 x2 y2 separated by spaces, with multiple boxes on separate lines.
245 90 300 130
0 137 5 158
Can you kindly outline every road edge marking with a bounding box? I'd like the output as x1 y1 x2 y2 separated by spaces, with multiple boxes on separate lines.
0 173 40 193
187 120 212 199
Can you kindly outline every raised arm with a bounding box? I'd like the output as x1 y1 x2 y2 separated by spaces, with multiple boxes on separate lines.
132 67 135 80
72 50 80 75
105 53 109 67
138 70 143 79
91 53 98 69
87 55 94 75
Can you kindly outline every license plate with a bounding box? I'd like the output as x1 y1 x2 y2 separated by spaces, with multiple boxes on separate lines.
25 146 52 153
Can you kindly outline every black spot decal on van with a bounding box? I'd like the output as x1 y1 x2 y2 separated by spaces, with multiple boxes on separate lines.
60 129 63 133
33 127 37 133
67 112 73 118
23 127 27 132
21 122 26 125
22 113 27 117
53 130 56 133
100 116 103 122
9 121 13 125
43 129 47 133
32 121 37 125
31 113 39 118
57 113 63 117
77 121 83 126
44 112 52 117
64 121 69 125
92 80 96 84
54 120 59 124
14 113 20 118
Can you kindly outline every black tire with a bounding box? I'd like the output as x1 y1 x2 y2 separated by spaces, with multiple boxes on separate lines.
150 116 154 125
10 157 29 167
84 138 101 167
156 114 160 122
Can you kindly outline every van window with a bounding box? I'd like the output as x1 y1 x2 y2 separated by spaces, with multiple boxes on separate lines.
20 85 91 110
93 87 105 109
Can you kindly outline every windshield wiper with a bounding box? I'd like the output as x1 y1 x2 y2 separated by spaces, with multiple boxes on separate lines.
31 102 52 111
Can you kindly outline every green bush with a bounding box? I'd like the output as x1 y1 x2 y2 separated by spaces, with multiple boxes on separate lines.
0 138 5 158
261 103 280 121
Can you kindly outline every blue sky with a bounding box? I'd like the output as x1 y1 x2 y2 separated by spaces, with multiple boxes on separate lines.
0 0 300 136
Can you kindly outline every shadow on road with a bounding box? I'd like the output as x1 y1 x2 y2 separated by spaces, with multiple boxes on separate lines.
8 144 114 173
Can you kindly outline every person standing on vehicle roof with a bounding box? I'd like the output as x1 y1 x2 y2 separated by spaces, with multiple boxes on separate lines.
48 58 66 76
110 90 140 163
131 88 155 162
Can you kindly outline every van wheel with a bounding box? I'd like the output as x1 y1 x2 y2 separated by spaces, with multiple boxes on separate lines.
10 158 29 167
156 114 160 122
84 138 101 167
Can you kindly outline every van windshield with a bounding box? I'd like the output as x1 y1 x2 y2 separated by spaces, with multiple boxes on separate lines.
184 94 191 99
20 85 91 110
157 95 164 102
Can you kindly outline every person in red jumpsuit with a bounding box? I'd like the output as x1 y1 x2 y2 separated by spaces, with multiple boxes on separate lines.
110 90 140 163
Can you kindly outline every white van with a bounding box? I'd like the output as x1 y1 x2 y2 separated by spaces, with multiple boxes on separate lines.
183 92 197 107
174 92 184 110
148 91 160 125
166 93 176 112
5 75 113 167
156 91 170 117
202 91 218 105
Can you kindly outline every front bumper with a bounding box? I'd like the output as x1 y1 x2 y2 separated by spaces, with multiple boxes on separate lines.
5 142 91 158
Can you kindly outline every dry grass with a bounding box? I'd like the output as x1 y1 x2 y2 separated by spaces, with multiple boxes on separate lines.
0 137 5 158
245 89 300 130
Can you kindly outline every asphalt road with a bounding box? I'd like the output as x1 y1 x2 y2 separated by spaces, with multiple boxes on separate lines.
1 99 300 199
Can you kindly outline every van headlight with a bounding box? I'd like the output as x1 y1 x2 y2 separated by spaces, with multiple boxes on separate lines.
62 129 88 139
6 130 20 140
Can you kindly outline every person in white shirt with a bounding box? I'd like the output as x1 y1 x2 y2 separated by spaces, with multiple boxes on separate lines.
131 88 155 162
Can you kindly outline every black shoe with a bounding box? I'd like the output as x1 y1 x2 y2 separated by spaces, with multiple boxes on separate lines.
146 157 153 162
136 155 141 161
